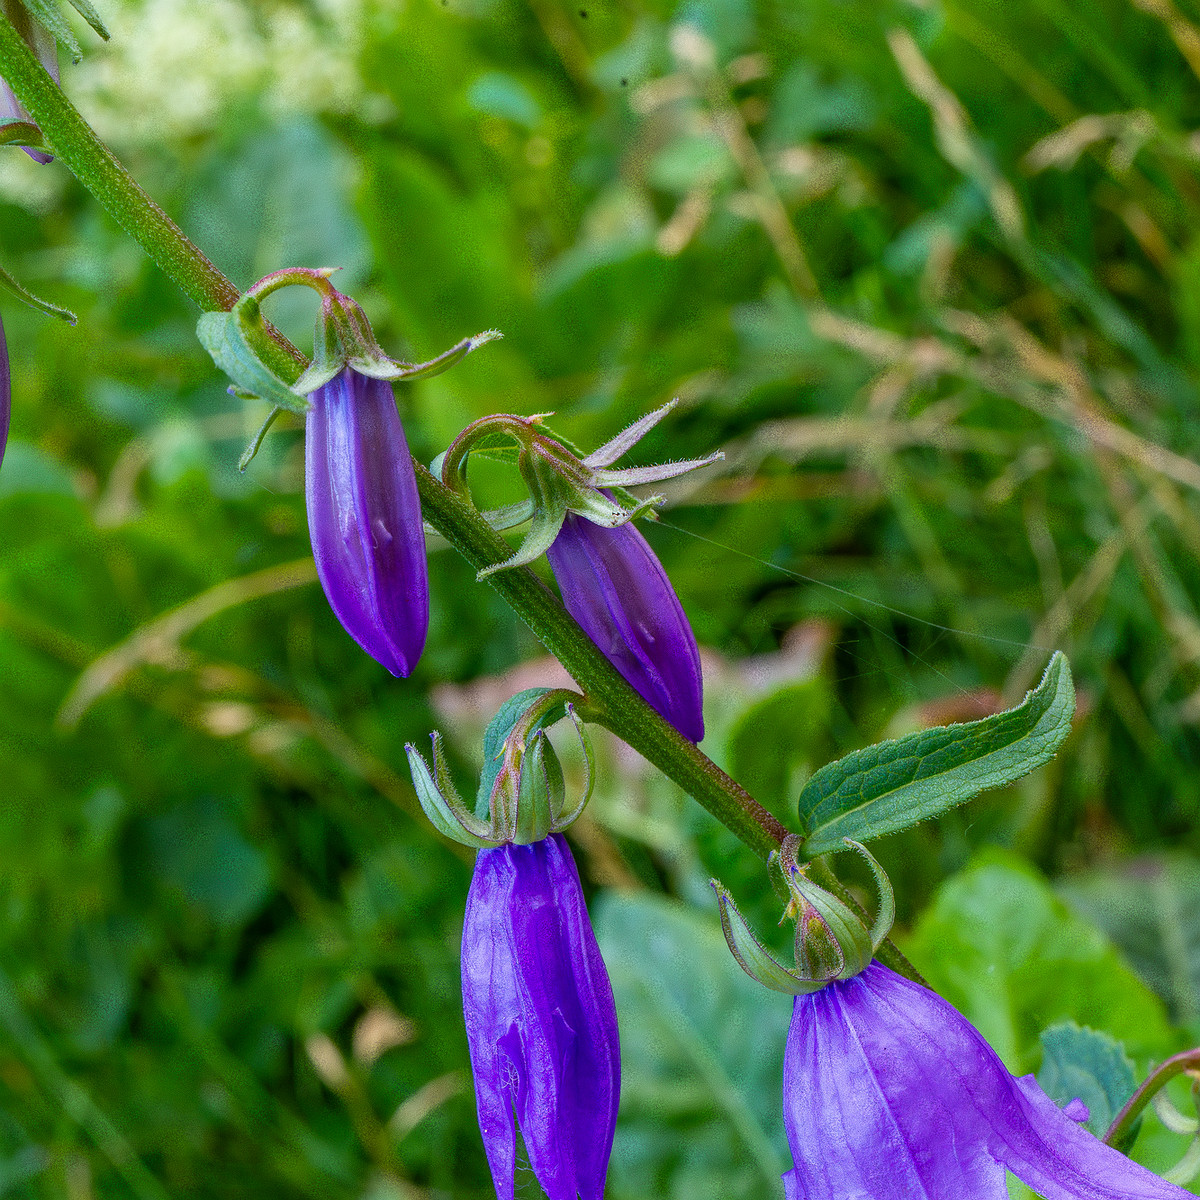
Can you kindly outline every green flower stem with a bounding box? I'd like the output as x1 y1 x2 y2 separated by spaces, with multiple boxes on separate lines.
1105 1048 1200 1150
0 18 785 855
0 26 920 979
413 459 788 857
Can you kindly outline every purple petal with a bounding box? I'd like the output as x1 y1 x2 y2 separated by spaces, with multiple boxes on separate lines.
304 368 428 676
546 514 704 741
782 962 1191 1200
461 834 620 1200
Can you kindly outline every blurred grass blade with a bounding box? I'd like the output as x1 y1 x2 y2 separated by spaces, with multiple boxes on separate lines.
799 652 1075 854
57 558 318 727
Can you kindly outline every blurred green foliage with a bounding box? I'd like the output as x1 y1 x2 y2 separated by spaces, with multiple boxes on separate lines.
2 0 1200 1194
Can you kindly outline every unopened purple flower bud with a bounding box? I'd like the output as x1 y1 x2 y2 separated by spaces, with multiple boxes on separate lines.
0 313 10 467
461 833 619 1200
304 367 428 676
546 513 704 741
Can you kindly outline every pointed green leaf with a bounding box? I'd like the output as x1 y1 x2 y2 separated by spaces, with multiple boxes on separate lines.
475 498 565 578
237 405 284 472
583 400 678 468
0 119 47 151
799 652 1075 855
371 329 502 382
0 262 76 324
513 733 560 844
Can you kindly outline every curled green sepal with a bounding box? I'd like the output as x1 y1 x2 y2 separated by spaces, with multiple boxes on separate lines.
440 403 722 581
235 267 501 395
198 268 501 418
405 690 594 848
196 305 308 414
0 117 46 151
406 733 501 849
712 879 830 995
711 836 896 996
0 260 76 323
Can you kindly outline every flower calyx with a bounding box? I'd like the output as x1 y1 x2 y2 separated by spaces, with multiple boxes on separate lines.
436 401 722 578
195 268 501 465
405 687 594 848
711 836 895 996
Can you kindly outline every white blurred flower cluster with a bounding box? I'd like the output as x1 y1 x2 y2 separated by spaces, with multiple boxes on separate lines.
1 0 373 206
72 0 367 144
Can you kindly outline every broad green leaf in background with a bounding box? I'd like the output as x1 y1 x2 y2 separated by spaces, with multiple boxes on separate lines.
727 677 831 820
594 892 790 1200
798 653 1075 855
905 852 1196 1191
1058 854 1200 1030
904 850 1176 1071
1036 1022 1138 1141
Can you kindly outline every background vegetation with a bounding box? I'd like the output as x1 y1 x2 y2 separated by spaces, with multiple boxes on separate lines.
1 0 1199 1195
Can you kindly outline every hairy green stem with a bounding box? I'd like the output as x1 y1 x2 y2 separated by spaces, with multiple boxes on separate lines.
0 23 925 981
0 14 784 856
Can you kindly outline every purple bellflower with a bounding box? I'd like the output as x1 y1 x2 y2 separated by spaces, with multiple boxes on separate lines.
461 832 620 1200
1 313 10 467
305 367 428 676
546 513 704 741
783 960 1191 1200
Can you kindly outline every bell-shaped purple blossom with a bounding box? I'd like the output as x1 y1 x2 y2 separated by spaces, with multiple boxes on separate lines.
305 367 428 676
1 313 10 467
461 832 619 1200
546 513 704 741
783 960 1191 1200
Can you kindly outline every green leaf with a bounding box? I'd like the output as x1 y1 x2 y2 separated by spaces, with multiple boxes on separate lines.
594 892 789 1200
798 652 1075 854
1036 1022 1138 1140
1058 853 1200 1028
903 850 1178 1073
904 853 1193 1182
0 262 76 324
195 311 307 414
728 678 830 817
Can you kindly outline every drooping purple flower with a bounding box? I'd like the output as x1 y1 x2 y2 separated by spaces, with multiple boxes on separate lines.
0 6 59 164
546 513 704 741
1 313 10 467
461 832 620 1200
783 960 1190 1200
304 367 428 676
